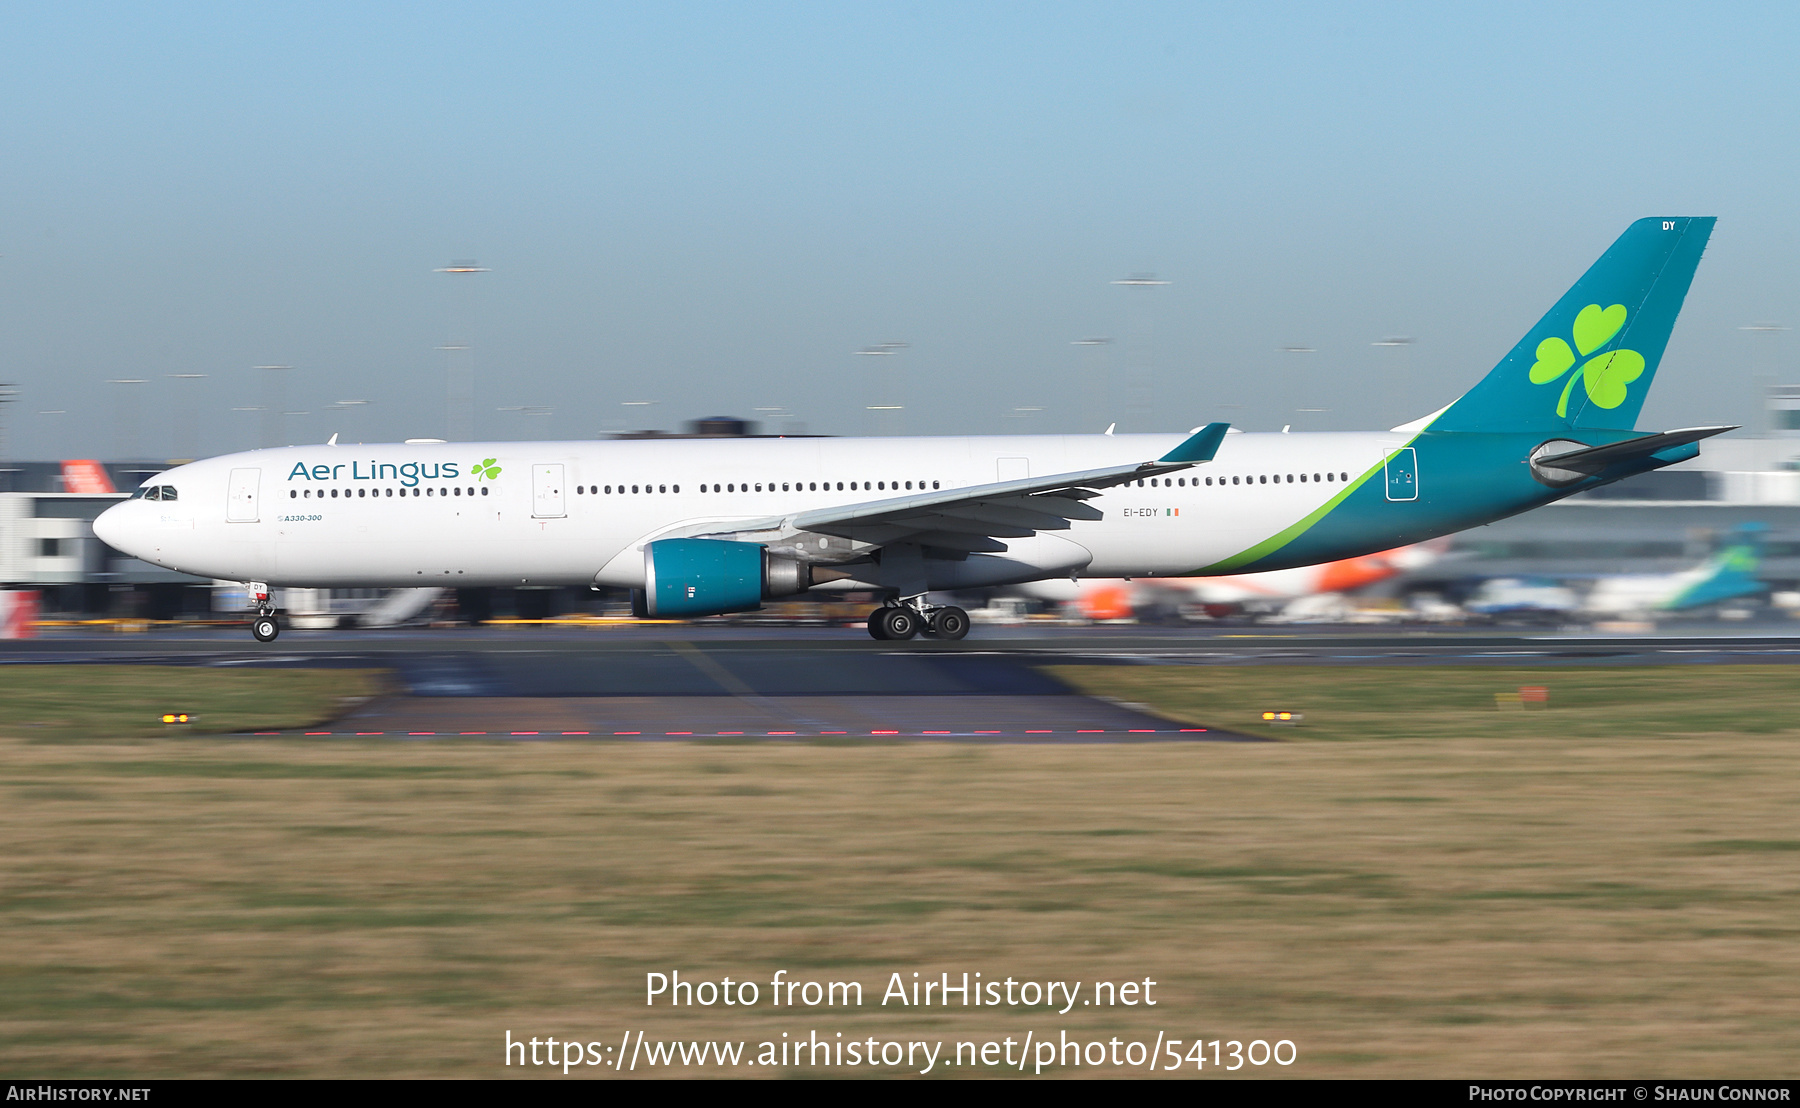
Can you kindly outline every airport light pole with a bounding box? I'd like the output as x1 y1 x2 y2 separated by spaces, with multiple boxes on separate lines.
1740 323 1789 437
329 399 372 445
230 406 263 453
620 400 658 434
1371 336 1415 426
106 378 147 460
167 374 206 460
1072 338 1113 433
1279 346 1317 430
855 342 908 435
1111 276 1168 431
0 383 15 463
436 261 489 441
254 366 291 448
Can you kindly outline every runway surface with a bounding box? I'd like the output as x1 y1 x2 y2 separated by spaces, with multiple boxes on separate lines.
8 622 1800 739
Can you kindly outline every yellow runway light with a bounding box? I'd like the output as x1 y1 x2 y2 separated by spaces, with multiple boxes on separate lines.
1260 710 1303 724
161 712 192 725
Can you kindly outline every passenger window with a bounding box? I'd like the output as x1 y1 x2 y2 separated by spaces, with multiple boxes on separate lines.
453 487 461 496
672 485 679 494
1232 476 1239 485
932 481 939 490
480 486 488 496
809 482 816 491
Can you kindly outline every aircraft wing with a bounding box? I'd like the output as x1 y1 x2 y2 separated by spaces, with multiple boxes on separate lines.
686 422 1230 553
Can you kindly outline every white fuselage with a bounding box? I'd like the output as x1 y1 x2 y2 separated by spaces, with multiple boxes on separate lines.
95 430 1405 591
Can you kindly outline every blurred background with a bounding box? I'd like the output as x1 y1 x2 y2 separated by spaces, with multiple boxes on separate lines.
1 1 1797 455
5 2 1800 625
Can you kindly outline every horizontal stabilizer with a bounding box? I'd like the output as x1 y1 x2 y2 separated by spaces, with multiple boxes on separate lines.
1535 425 1736 475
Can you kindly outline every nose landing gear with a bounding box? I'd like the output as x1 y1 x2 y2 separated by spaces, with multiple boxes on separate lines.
248 583 280 642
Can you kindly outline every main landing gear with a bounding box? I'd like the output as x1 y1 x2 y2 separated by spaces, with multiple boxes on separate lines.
248 583 280 643
866 601 970 641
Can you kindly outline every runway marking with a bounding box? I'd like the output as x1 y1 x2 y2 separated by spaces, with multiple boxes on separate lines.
246 727 1238 738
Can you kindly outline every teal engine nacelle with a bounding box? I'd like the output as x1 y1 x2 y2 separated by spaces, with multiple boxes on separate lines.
634 538 815 617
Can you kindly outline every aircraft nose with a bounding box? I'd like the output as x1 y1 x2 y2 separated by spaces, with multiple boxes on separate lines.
92 502 137 556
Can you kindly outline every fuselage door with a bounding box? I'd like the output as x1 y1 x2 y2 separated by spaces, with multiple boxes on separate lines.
1384 447 1419 502
532 464 566 518
227 467 261 522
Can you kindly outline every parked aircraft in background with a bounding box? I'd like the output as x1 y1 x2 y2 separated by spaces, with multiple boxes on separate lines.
94 217 1727 642
1009 539 1450 621
60 460 116 495
1582 523 1766 615
1464 524 1766 621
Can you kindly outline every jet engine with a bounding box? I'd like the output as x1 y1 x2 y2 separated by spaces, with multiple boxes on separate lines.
633 538 816 617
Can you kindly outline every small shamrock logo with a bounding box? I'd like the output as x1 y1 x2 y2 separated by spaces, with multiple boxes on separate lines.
1527 303 1646 418
472 458 502 480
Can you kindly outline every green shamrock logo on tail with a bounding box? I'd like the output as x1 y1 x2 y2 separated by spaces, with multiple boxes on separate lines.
472 458 502 480
1528 303 1645 417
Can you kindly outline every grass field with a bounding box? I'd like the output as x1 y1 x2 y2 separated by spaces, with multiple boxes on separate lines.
3 664 1799 1078
0 665 386 739
1049 662 1800 741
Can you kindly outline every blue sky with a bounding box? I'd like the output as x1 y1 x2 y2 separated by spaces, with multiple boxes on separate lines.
3 1 1798 457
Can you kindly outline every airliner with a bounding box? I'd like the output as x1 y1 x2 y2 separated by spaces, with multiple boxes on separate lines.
1467 523 1767 620
95 217 1728 642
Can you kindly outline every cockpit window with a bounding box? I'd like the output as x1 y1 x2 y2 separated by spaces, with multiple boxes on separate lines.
131 486 151 500
158 485 178 502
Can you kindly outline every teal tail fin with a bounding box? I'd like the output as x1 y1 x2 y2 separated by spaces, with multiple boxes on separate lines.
1664 523 1764 610
1432 217 1715 434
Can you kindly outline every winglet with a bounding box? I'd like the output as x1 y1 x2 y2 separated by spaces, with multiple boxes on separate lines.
1159 422 1230 464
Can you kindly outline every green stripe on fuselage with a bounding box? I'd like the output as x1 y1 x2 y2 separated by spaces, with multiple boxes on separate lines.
1193 428 1665 576
1195 446 1402 573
